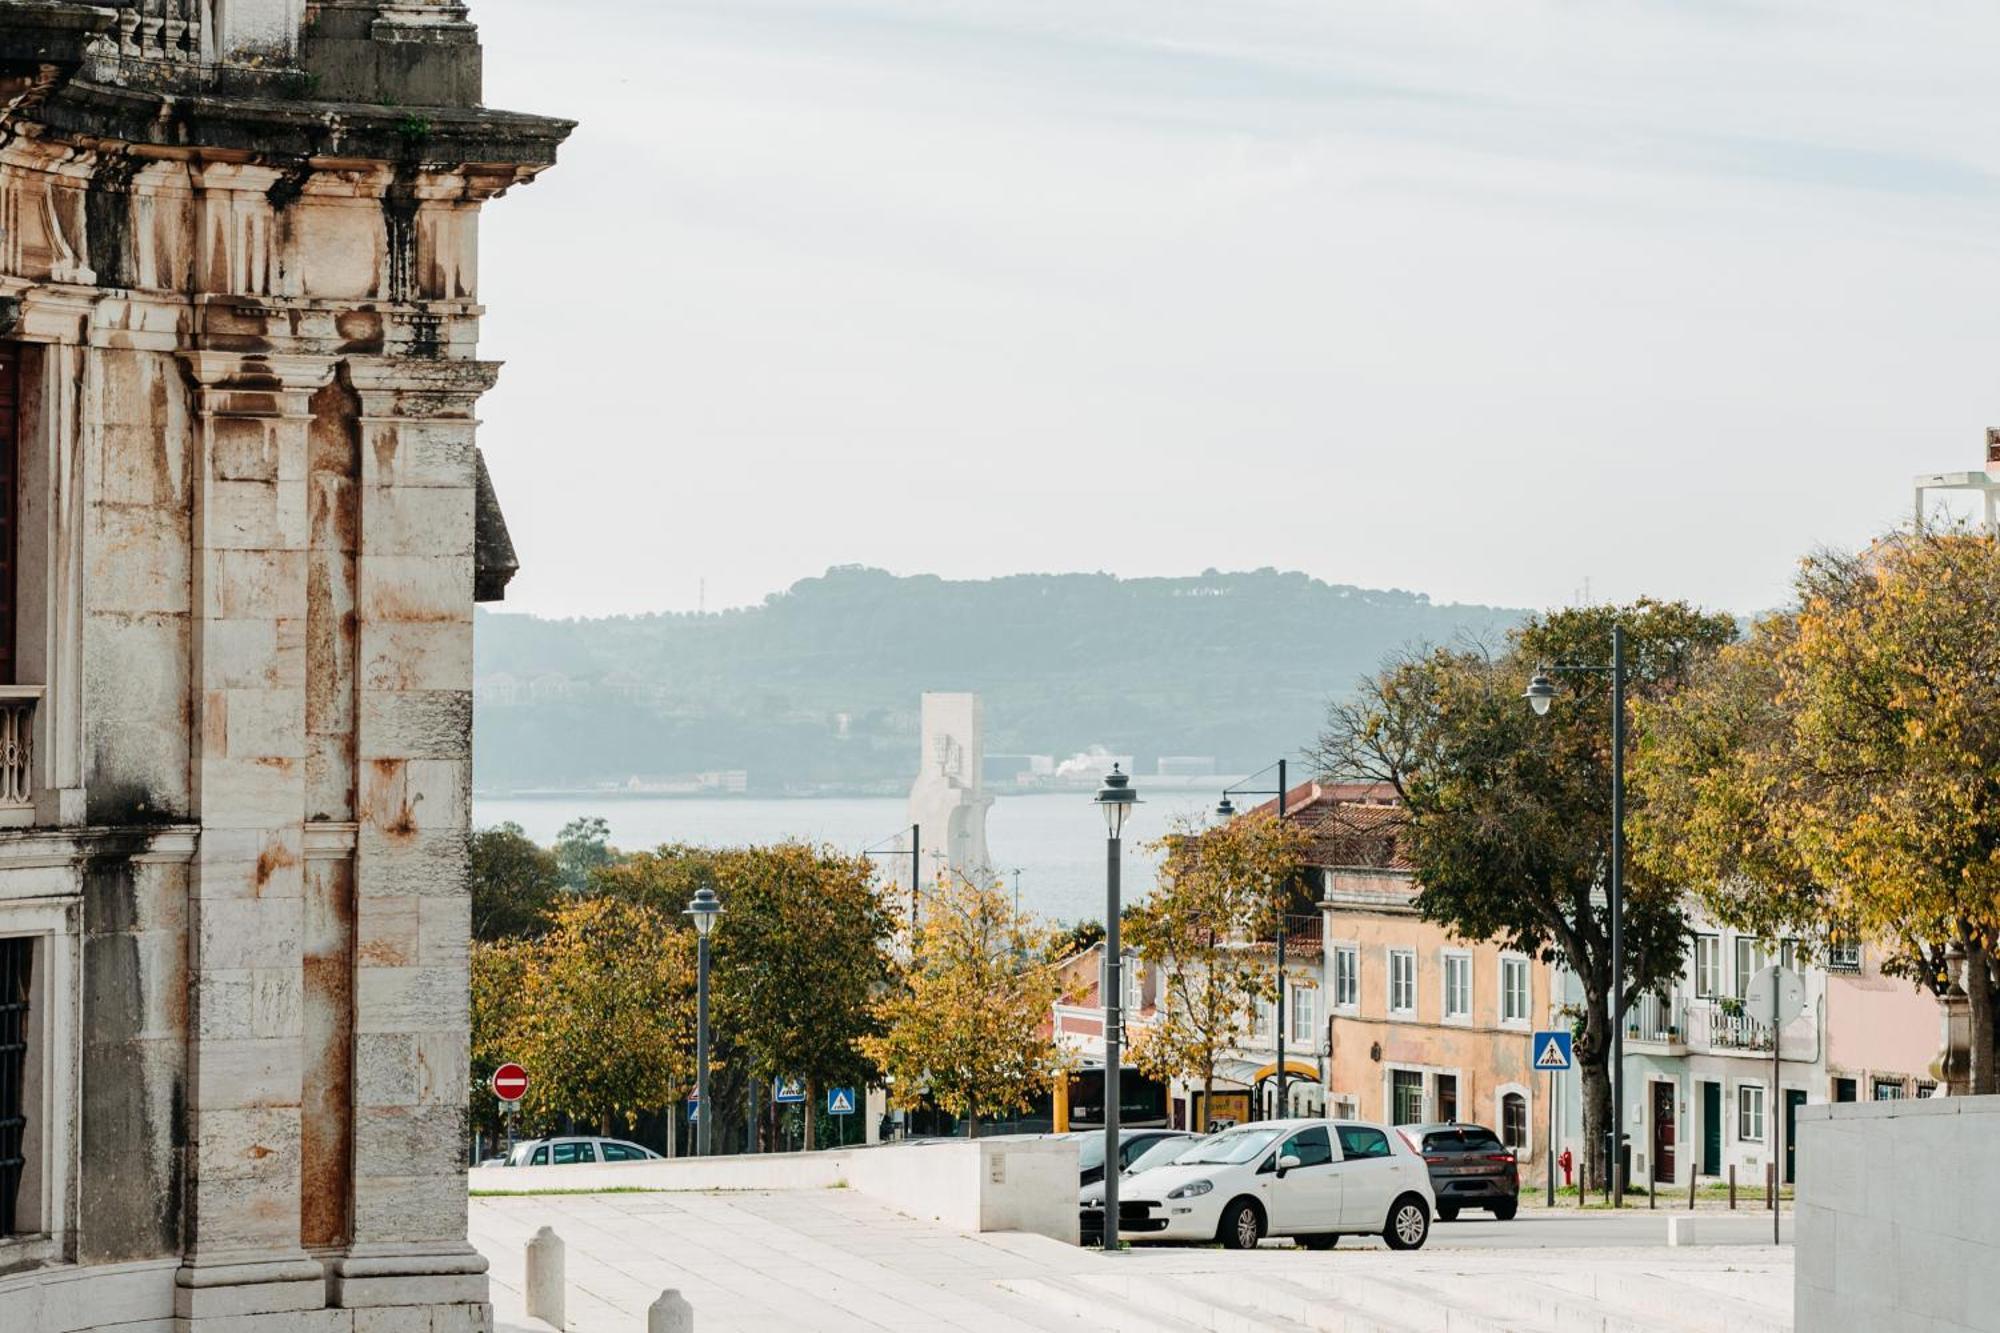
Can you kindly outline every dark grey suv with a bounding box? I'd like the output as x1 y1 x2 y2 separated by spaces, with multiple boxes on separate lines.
1403 1123 1519 1221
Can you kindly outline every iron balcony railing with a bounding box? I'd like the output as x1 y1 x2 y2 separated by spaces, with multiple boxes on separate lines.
0 688 38 820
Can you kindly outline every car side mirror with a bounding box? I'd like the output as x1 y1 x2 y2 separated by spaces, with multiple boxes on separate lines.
1276 1153 1302 1177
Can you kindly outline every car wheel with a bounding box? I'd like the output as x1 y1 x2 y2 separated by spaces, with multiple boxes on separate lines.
1490 1199 1518 1222
1436 1203 1459 1222
1218 1198 1263 1250
1300 1234 1339 1251
1383 1194 1430 1251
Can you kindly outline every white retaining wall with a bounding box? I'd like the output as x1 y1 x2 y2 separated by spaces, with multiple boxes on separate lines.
1795 1093 2000 1332
468 1137 1082 1245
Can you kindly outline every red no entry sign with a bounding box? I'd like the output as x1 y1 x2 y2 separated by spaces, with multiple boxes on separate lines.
490 1063 529 1101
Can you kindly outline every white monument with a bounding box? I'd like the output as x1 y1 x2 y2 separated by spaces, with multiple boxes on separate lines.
908 693 994 901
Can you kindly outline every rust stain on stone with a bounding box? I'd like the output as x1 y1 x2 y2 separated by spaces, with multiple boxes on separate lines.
252 840 297 897
301 860 355 1249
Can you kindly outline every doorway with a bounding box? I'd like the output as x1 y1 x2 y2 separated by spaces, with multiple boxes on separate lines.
1651 1081 1676 1184
1436 1073 1458 1124
1701 1081 1722 1177
1784 1090 1807 1183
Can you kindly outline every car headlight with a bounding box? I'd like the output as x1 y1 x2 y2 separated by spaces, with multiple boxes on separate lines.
1166 1179 1214 1200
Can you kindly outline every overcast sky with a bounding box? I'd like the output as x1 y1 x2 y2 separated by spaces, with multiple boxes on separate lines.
470 0 2000 620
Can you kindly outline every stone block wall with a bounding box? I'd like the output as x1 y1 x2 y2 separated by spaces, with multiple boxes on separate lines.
1795 1094 2000 1332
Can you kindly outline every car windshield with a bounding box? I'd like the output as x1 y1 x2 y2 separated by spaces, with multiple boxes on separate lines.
1179 1128 1282 1165
1077 1135 1106 1170
1126 1136 1197 1175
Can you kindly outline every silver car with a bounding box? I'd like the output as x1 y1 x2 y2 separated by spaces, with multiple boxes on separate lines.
502 1136 662 1166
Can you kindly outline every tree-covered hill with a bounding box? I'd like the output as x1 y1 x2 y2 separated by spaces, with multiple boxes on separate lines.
473 567 1528 793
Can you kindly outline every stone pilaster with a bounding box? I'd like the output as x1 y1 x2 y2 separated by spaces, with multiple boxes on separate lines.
322 356 493 1317
177 351 334 1324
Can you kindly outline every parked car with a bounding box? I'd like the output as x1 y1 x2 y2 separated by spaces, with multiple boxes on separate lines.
1078 1131 1202 1244
1115 1118 1436 1250
1399 1122 1519 1220
1067 1127 1195 1187
501 1137 663 1166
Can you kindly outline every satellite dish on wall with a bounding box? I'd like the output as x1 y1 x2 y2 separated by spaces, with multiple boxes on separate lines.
1746 965 1806 1026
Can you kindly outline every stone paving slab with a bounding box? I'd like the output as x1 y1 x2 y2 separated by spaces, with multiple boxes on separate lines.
469 1188 1794 1332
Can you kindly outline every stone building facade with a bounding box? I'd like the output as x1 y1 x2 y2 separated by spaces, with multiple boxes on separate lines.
0 2 566 1329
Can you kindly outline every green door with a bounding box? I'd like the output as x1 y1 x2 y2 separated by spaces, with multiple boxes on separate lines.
1785 1091 1808 1183
1701 1082 1722 1177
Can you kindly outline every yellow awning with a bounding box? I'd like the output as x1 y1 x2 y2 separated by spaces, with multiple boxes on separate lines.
1250 1059 1319 1083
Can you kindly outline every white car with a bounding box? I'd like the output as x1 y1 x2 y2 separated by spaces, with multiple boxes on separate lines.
1115 1118 1436 1250
501 1137 662 1166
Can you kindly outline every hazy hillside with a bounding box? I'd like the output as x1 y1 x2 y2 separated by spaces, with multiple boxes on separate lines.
472 567 1529 793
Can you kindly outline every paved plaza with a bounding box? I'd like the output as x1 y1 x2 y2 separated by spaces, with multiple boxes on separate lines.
470 1188 1794 1332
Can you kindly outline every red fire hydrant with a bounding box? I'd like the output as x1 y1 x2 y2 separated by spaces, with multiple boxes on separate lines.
1558 1147 1574 1188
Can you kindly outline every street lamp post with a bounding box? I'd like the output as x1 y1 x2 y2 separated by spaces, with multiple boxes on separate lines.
1094 765 1139 1251
686 885 723 1157
1217 759 1293 1122
1523 623 1627 1206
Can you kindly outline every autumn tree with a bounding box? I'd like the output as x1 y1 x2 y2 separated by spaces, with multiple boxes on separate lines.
1314 600 1734 1188
1634 528 2000 1092
496 895 697 1134
470 822 565 941
1127 811 1312 1128
594 842 896 1149
862 871 1069 1137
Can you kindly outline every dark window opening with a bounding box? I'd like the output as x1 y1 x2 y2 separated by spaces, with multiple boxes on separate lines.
1501 1095 1528 1150
0 936 29 1234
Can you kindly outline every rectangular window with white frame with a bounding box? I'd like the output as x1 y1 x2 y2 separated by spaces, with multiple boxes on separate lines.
1333 943 1358 1012
1499 955 1530 1028
1738 1083 1765 1142
1388 949 1416 1016
1695 934 1720 998
1733 937 1776 1000
1291 983 1317 1047
1442 951 1471 1023
0 909 73 1263
1827 940 1861 972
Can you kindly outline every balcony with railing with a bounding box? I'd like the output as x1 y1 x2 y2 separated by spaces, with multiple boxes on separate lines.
0 688 38 826
1625 991 1688 1053
1687 999 1776 1055
100 1 204 65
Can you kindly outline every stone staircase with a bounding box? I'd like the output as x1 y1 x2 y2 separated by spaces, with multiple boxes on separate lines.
998 1257 1793 1332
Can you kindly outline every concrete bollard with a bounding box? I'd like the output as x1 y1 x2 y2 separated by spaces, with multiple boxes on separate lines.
1667 1213 1702 1247
526 1226 565 1329
649 1289 694 1332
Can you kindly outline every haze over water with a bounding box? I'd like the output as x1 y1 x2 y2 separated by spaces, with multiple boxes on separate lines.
474 788 1235 924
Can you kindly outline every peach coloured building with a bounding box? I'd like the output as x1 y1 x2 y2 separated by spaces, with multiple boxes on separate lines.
1297 785 1556 1171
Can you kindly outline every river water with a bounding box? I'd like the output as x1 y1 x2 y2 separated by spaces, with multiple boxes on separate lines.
472 788 1234 924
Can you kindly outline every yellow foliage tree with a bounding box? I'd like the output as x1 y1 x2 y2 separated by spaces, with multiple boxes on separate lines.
472 895 698 1134
1635 527 2000 1091
861 872 1068 1137
1127 811 1312 1128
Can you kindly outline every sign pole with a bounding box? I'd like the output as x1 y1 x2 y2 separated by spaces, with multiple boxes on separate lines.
1547 1069 1556 1208
1772 976 1781 1244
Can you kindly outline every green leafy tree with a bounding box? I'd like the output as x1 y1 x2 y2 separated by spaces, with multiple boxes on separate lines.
1634 529 2000 1092
553 815 614 891
593 842 896 1150
1314 600 1734 1188
862 872 1069 1138
470 822 565 941
1128 812 1311 1128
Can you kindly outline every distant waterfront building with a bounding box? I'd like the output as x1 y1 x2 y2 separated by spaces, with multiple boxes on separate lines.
0 2 566 1328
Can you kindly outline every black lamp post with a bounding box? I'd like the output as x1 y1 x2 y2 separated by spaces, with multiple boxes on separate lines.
1523 624 1627 1206
1093 764 1139 1251
686 885 722 1157
1217 760 1296 1124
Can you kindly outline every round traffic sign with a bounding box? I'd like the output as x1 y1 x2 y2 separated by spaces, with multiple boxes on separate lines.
1745 965 1806 1026
490 1063 529 1101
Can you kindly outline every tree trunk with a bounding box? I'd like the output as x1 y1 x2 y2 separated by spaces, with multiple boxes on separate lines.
1576 991 1613 1195
805 1078 818 1151
1201 1068 1214 1134
967 1112 980 1140
1967 941 1997 1096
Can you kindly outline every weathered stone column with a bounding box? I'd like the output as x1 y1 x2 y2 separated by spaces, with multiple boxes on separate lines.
323 355 494 1321
176 350 335 1322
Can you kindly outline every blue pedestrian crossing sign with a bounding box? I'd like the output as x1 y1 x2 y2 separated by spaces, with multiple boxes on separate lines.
686 1094 700 1122
1532 1030 1574 1072
826 1087 857 1116
773 1076 808 1105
